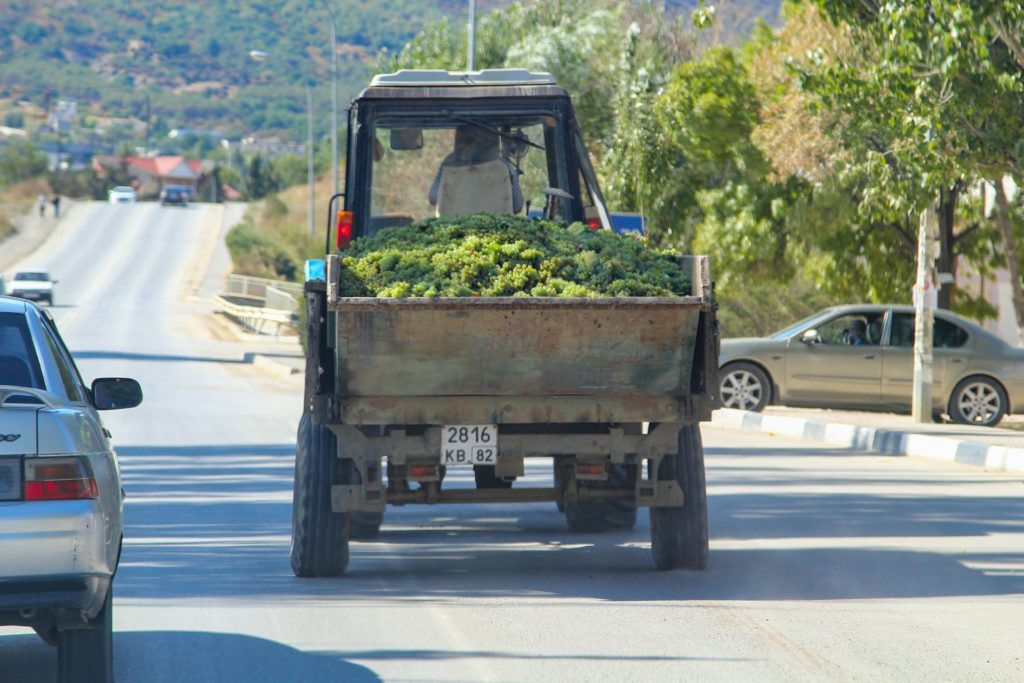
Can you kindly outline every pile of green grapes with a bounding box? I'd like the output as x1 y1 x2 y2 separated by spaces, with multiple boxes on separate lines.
336 214 690 298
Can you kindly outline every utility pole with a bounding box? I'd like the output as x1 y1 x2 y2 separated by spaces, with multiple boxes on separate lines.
307 85 315 239
320 0 339 201
912 204 939 422
467 0 476 71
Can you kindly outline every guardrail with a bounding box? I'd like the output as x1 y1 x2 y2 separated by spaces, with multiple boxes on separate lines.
214 294 298 336
216 274 302 335
226 274 304 300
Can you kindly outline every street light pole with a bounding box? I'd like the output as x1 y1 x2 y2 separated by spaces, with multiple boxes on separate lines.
320 0 339 201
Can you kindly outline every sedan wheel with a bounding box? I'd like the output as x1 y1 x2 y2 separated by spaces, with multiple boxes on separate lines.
720 362 770 412
949 376 1007 427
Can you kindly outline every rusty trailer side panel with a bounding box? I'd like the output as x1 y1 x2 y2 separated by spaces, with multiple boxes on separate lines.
323 255 716 426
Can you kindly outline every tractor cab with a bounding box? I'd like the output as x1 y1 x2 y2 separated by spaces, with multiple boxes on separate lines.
337 69 612 248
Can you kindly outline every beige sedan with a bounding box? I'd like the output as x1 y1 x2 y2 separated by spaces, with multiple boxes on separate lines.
719 304 1024 426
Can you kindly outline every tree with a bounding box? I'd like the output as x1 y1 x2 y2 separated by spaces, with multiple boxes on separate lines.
245 154 280 200
375 0 695 155
624 47 770 252
0 140 47 186
800 0 1024 319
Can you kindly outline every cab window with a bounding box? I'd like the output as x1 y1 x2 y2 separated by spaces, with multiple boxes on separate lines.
366 114 568 234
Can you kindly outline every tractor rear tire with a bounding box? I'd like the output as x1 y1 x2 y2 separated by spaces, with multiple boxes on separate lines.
291 413 350 577
650 424 708 570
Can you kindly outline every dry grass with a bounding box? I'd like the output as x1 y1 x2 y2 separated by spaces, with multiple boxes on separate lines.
0 177 51 240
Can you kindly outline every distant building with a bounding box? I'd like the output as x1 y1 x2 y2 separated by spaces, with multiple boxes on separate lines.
235 136 305 157
93 154 205 197
169 128 225 141
91 116 147 135
40 141 108 171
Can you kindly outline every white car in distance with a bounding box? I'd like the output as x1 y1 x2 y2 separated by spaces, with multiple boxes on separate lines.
107 186 136 204
7 269 57 306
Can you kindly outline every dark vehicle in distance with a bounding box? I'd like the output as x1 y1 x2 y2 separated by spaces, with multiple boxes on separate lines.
159 186 189 206
719 304 1024 427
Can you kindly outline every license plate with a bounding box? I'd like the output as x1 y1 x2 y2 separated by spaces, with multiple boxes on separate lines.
441 425 498 465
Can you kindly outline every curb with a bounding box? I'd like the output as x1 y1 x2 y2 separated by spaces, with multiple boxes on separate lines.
248 353 303 379
710 408 1024 474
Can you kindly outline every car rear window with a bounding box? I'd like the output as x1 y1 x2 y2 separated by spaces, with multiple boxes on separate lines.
14 272 47 281
0 312 45 388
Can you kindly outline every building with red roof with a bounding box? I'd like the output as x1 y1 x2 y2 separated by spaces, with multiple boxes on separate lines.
92 154 207 198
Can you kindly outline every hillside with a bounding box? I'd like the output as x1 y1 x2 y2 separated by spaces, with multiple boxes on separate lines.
0 0 781 146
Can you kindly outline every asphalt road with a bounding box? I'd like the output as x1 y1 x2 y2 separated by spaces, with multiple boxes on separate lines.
1 203 1022 682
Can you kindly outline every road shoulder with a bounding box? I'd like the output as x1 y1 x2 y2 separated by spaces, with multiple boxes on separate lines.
711 407 1024 473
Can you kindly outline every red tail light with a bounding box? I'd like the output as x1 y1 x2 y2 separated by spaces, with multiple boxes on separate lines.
586 217 601 230
24 458 99 500
336 210 354 249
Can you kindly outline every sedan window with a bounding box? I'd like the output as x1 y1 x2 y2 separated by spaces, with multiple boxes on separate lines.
39 324 85 402
0 312 45 388
890 313 968 349
815 313 883 346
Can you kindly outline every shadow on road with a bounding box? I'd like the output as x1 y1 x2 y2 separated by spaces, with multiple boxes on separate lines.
0 631 379 683
71 350 284 366
109 440 1024 606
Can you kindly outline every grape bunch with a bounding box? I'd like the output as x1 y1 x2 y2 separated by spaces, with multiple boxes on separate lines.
336 214 690 298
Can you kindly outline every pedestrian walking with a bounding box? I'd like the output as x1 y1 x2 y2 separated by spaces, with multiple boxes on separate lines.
37 194 46 217
51 194 61 219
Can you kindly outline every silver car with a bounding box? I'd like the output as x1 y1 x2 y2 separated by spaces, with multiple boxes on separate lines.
0 295 142 682
719 304 1024 427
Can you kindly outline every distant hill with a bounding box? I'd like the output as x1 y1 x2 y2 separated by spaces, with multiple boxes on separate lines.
0 0 781 147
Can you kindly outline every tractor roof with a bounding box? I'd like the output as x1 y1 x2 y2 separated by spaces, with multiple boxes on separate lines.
357 69 568 102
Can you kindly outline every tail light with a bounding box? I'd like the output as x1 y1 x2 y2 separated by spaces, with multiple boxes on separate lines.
336 210 354 249
408 463 440 481
575 462 607 480
585 217 601 230
24 457 99 500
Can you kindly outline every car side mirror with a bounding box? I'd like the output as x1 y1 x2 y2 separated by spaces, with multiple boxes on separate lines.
92 378 143 410
800 329 820 344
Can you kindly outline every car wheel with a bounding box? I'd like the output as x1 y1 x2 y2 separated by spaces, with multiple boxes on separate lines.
720 362 770 412
948 376 1007 427
57 582 113 683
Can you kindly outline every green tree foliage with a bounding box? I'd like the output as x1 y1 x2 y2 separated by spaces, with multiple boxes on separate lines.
797 0 1024 315
376 0 695 153
0 140 48 186
244 154 281 200
639 48 770 250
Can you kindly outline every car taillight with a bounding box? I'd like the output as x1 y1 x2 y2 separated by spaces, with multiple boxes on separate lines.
586 217 601 230
336 211 354 249
23 457 98 500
